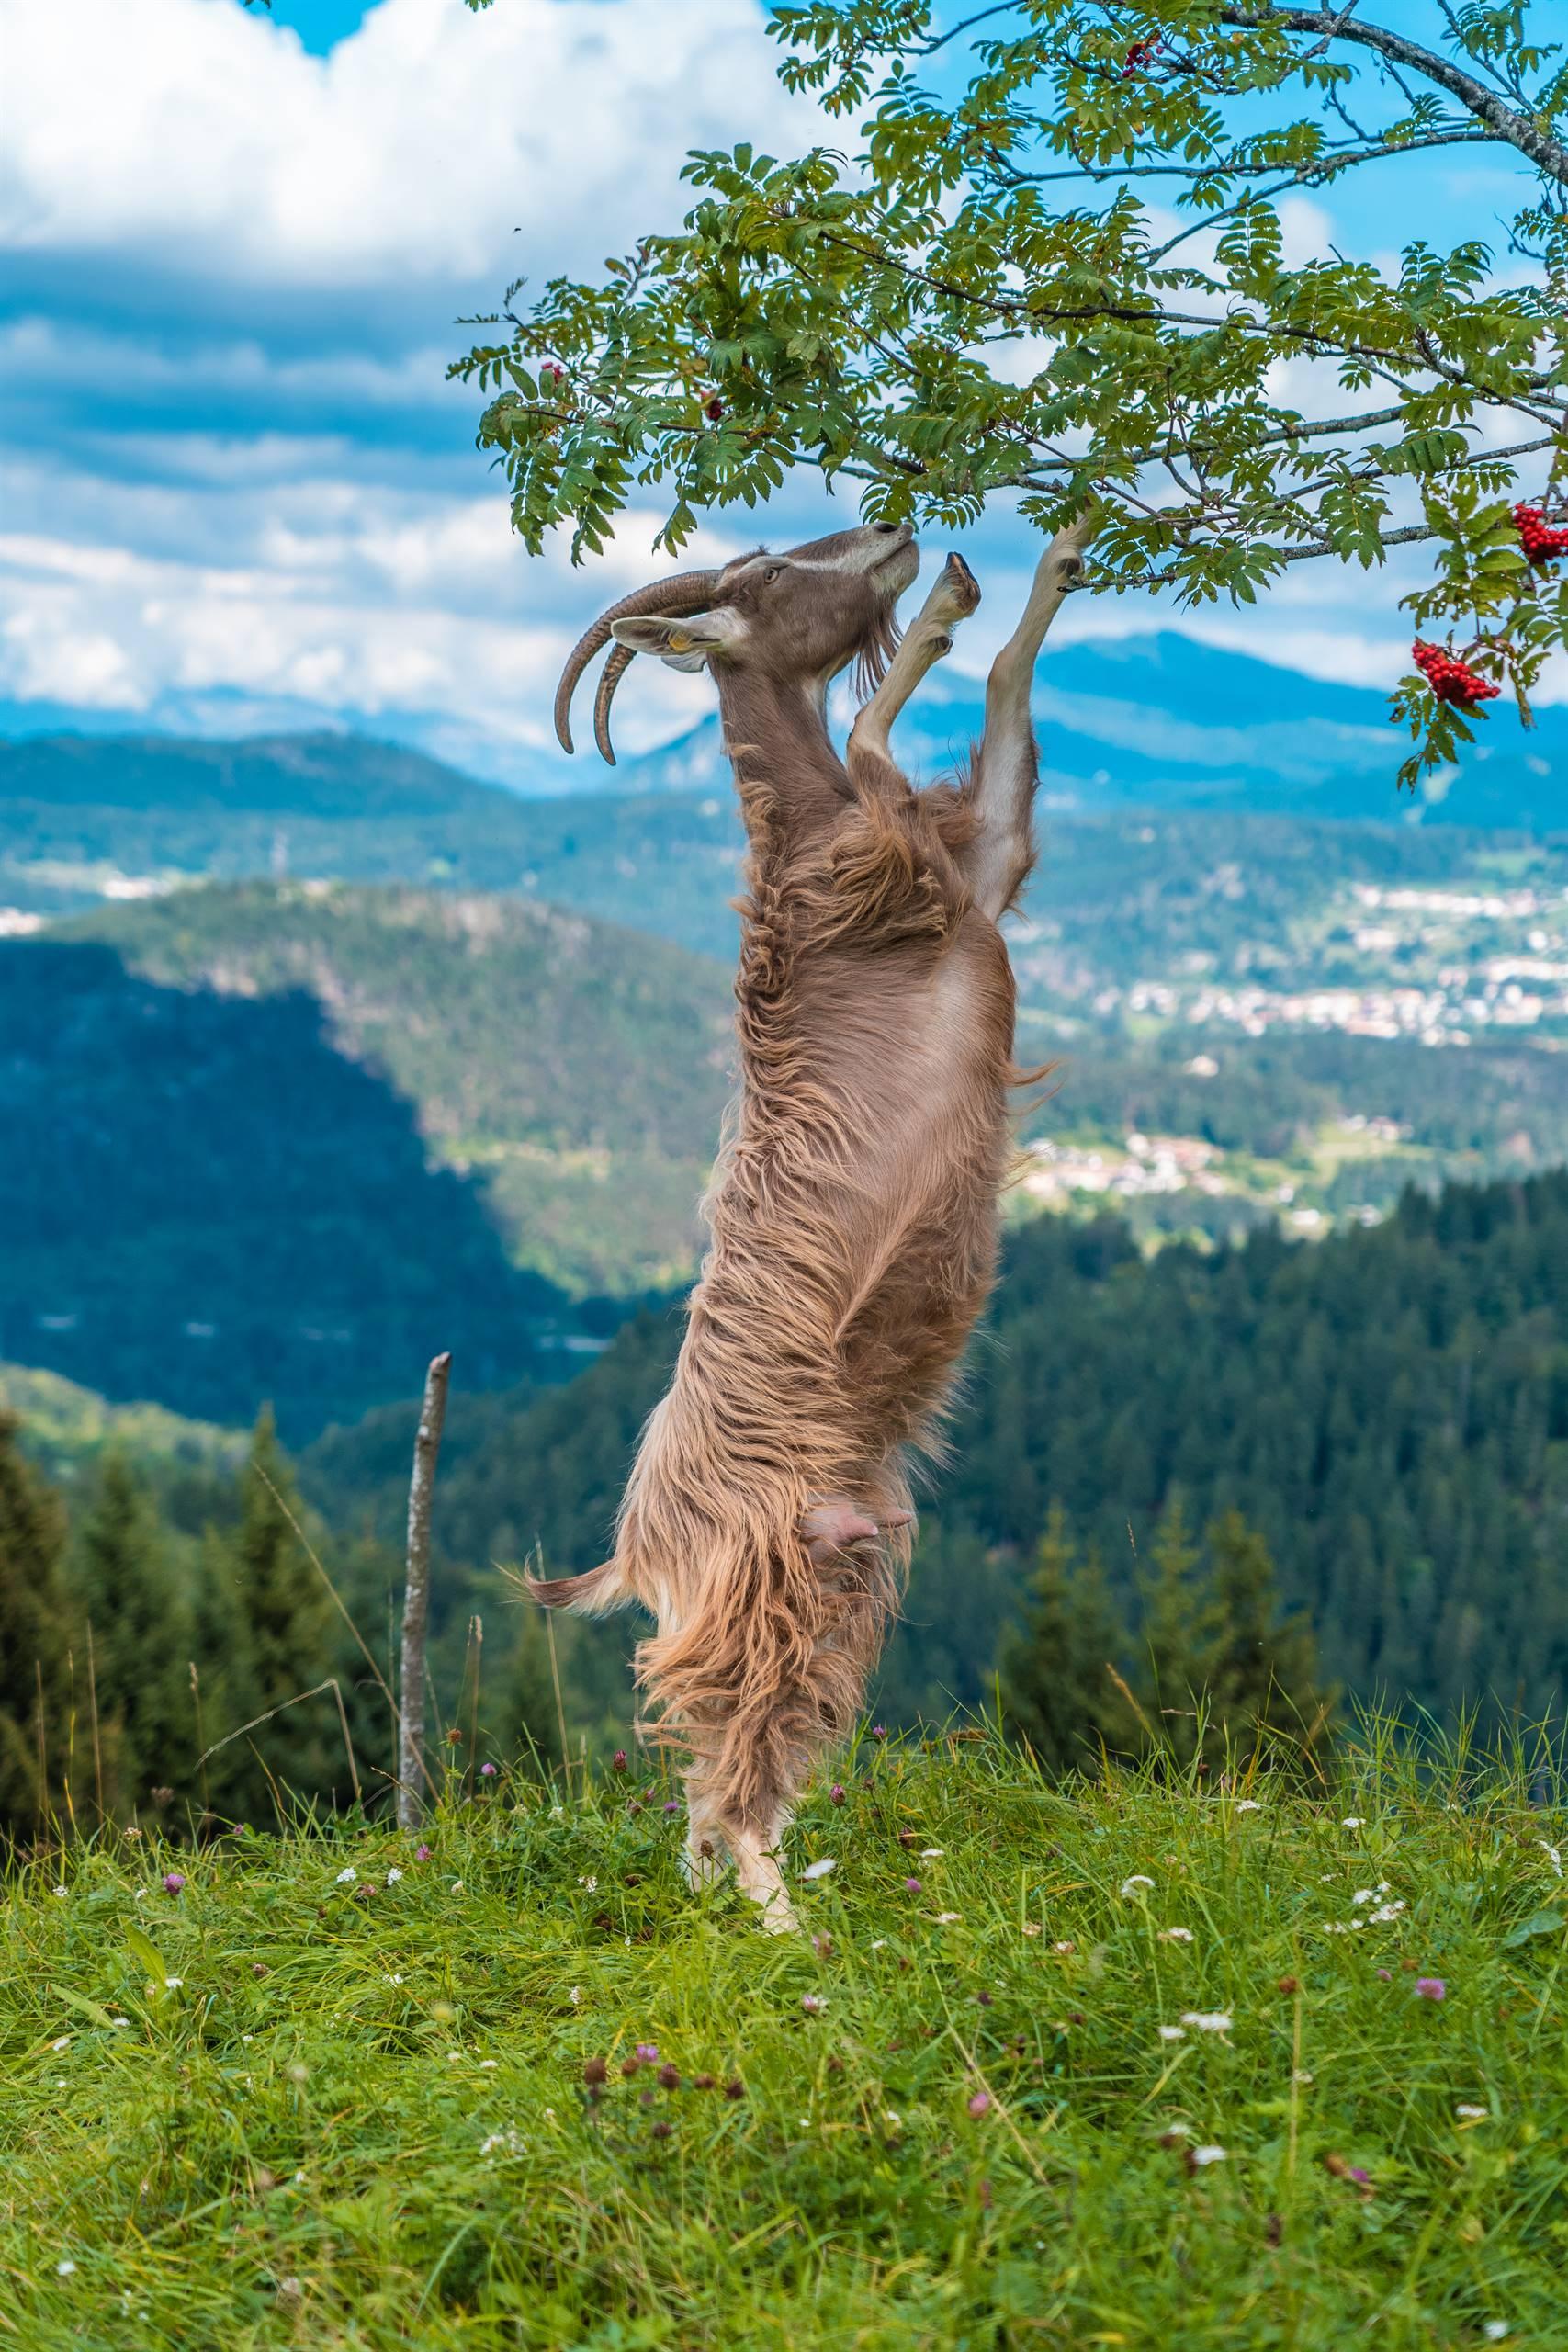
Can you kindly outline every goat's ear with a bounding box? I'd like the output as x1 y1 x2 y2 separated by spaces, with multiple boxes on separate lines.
611 609 746 670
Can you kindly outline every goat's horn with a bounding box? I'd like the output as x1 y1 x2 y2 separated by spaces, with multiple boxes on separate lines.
554 570 720 756
593 643 636 767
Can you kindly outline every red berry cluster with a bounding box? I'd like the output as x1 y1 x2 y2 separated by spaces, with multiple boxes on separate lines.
705 396 725 422
540 362 567 392
1514 503 1568 566
1412 639 1500 709
1122 37 1163 75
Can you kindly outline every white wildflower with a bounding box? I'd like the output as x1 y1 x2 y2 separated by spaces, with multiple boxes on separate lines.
1234 1799 1263 1813
1190 2144 1228 2166
56 2258 77 2277
577 1874 598 1893
385 1868 403 1885
1121 1875 1155 1898
870 1938 886 1951
801 1857 836 1882
936 1911 962 1924
1157 2024 1186 2042
1179 2011 1233 2033
884 2110 902 2128
1321 1921 1350 1934
52 1886 67 1899
920 1848 944 1859
1053 1939 1077 1954
450 1881 464 1894
134 1889 147 1901
1021 1922 1042 1938
51 2035 70 2052
336 1867 356 1884
569 1985 582 2007
1367 1901 1406 1924
1483 2323 1509 2341
389 1973 403 1986
1351 1890 1377 1906
109 2017 130 2030
1456 2104 1489 2120
1538 1841 1562 1879
479 2059 498 2070
1341 1817 1365 1830
1157 1927 1195 1944
164 1978 183 1991
1293 2069 1314 2085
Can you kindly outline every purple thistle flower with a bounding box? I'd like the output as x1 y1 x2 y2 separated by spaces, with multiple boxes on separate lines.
479 1761 497 1778
871 1724 888 1740
1376 1968 1393 1981
905 1876 921 1894
162 1872 186 1895
414 1845 431 1862
1415 1976 1446 2002
635 2042 660 2064
662 1800 681 1815
612 1750 628 1771
829 1784 846 1805
1349 2166 1371 2185
967 2091 991 2119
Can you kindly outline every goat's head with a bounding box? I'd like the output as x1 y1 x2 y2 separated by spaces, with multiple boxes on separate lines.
554 522 919 763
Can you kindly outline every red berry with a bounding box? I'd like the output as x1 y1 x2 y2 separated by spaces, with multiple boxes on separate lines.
705 396 725 422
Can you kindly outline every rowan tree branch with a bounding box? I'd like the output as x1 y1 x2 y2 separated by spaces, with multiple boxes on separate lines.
1218 5 1568 186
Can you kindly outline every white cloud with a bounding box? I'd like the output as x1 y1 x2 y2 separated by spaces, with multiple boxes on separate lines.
1 0 810 291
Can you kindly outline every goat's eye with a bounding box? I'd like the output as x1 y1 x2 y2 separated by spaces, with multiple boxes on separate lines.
763 565 783 584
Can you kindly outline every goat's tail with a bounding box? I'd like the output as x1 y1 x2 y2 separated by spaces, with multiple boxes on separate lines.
524 1557 632 1617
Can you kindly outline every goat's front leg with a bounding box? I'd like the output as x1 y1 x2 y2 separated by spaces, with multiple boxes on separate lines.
846 551 980 791
960 512 1094 919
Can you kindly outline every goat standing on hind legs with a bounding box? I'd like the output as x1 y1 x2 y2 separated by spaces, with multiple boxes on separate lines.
534 513 1094 1926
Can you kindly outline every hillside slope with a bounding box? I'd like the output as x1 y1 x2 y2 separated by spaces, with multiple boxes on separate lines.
0 884 733 1437
303 1172 1568 1725
6 1739 1562 2351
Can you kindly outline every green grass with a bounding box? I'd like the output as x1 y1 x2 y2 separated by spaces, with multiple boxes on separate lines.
3 1729 1565 2349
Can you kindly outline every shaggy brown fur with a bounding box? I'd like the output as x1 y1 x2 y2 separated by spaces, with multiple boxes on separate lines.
536 517 1092 1923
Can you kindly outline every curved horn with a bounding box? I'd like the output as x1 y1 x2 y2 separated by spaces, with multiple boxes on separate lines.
593 643 636 767
554 570 720 756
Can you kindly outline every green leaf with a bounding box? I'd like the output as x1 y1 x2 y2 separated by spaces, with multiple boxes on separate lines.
125 1924 173 1989
50 1984 119 2031
1504 1909 1564 1946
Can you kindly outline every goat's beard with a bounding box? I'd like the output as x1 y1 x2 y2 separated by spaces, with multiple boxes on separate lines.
849 604 901 703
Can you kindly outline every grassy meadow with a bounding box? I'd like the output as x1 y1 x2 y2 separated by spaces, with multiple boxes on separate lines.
3 1727 1564 2351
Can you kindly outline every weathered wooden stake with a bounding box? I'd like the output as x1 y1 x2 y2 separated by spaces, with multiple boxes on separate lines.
398 1351 451 1832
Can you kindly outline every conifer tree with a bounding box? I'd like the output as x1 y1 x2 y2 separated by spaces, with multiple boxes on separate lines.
1001 1504 1137 1775
0 1416 73 1840
194 1411 336 1821
1137 1497 1223 1765
71 1451 193 1821
1205 1510 1331 1761
505 1611 563 1776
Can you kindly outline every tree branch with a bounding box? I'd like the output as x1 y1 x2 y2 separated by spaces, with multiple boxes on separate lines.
1219 5 1568 186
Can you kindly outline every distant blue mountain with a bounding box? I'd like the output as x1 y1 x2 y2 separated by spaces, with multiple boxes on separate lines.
617 632 1565 831
3 630 1562 833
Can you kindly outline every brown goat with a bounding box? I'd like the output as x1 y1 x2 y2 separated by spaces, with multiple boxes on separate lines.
535 514 1092 1923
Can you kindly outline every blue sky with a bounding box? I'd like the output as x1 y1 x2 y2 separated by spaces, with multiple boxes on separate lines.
1 0 1558 790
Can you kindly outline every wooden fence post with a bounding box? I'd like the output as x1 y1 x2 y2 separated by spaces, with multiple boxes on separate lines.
398 1352 451 1833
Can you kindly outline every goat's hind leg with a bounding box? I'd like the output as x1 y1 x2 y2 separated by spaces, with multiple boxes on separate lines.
960 512 1094 919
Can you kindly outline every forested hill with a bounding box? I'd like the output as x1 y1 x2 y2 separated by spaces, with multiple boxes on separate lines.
303 1170 1568 1725
0 884 731 1439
